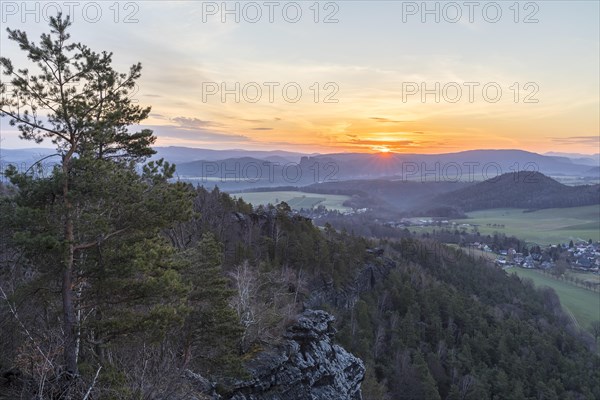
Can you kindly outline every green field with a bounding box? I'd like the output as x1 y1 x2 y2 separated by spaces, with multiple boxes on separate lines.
454 206 600 245
445 243 496 261
567 270 600 287
550 175 600 186
232 191 352 211
507 267 600 333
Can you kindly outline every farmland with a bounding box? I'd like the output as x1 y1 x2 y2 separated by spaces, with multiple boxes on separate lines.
231 191 352 211
507 267 600 334
452 206 600 245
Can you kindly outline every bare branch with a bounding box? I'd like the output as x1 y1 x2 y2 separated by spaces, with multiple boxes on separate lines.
82 366 102 400
73 228 128 251
0 285 55 369
0 108 69 141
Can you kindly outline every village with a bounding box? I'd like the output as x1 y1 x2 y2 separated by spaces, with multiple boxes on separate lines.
482 240 600 273
296 208 600 276
378 218 600 274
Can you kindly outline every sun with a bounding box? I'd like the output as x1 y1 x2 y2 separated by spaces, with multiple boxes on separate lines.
373 145 391 153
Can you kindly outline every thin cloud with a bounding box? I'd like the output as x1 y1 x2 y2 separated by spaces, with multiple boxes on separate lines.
341 137 458 152
551 136 599 145
345 139 415 147
149 113 168 119
171 117 222 129
143 125 251 143
370 117 405 123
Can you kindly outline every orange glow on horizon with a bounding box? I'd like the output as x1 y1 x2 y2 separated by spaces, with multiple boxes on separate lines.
373 145 391 153
146 111 599 155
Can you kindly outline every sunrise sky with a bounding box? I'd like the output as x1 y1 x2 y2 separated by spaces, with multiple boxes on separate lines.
0 1 598 154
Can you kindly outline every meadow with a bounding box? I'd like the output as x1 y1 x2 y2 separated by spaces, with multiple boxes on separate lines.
453 206 600 245
567 270 600 287
507 267 600 333
231 191 352 211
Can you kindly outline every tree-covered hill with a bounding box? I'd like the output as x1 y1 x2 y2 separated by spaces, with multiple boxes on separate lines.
157 187 600 399
428 172 600 212
334 239 600 399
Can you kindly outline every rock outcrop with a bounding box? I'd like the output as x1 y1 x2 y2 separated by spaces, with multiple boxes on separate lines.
228 309 364 400
304 258 397 310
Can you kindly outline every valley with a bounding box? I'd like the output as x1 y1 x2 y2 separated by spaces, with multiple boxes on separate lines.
231 190 352 212
410 205 600 245
507 267 600 334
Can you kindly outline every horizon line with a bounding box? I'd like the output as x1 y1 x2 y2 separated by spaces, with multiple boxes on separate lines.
1 146 599 158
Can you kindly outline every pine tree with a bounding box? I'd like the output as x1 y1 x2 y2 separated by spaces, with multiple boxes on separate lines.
413 350 441 400
180 233 243 379
0 14 193 389
447 384 461 400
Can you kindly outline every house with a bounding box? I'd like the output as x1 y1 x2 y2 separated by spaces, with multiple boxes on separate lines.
576 257 592 269
540 261 554 270
523 255 535 269
531 253 542 261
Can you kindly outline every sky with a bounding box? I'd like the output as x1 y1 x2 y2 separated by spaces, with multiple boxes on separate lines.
0 0 598 154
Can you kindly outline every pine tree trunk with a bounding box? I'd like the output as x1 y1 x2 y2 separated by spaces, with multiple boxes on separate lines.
62 155 78 377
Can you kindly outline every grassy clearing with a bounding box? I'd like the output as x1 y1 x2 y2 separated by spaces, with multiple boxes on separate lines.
453 206 600 245
566 270 600 286
231 191 352 211
507 267 600 333
445 243 496 261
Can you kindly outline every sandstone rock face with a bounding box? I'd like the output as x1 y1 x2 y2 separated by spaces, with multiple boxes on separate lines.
304 258 397 310
228 310 364 400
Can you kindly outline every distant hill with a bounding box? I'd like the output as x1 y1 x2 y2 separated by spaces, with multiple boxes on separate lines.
151 146 307 164
545 152 600 167
174 156 335 190
0 148 58 163
586 166 600 175
0 149 61 177
303 179 471 212
428 172 600 212
310 149 596 179
3 147 598 189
